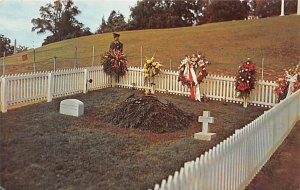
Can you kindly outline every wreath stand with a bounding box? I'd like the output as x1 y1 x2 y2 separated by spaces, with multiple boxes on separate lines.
195 84 201 102
243 97 248 108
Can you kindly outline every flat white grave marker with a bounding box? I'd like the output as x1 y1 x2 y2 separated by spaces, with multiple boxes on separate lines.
60 99 84 117
194 111 216 141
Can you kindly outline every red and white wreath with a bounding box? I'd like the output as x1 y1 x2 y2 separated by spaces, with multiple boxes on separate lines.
178 53 209 101
275 64 300 101
178 53 209 87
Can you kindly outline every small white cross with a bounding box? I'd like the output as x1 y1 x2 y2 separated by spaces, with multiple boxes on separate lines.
194 111 216 141
198 111 214 133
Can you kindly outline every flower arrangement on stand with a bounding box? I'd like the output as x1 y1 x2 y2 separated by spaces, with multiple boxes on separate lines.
235 58 256 108
275 64 300 101
102 50 128 79
178 53 209 101
144 56 162 95
275 78 289 101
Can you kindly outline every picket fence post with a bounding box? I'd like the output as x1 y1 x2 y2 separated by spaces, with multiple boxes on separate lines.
111 76 116 87
151 79 156 94
83 68 88 93
47 73 53 102
1 77 8 113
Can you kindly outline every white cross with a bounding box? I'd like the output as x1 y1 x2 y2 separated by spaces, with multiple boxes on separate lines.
194 111 215 141
198 111 214 133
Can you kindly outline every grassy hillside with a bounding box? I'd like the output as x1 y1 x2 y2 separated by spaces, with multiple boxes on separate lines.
1 15 299 80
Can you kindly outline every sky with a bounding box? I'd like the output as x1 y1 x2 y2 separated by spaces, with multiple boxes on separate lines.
0 0 137 48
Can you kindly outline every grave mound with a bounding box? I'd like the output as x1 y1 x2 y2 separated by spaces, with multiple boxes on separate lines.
105 95 192 133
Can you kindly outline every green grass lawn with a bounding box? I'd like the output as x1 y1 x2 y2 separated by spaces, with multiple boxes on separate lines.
1 15 299 80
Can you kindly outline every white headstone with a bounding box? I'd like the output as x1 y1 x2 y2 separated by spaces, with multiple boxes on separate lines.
194 111 216 141
60 99 84 117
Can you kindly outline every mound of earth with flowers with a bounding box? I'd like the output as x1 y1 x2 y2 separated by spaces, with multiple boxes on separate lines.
105 95 193 133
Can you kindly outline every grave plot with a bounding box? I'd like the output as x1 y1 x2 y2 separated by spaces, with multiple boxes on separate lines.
105 95 193 133
0 87 268 190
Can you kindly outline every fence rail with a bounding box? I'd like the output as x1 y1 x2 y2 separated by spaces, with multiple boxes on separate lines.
151 90 300 190
0 66 277 113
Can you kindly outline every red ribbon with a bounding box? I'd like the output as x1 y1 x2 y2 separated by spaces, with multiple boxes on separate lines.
112 50 122 72
188 63 195 101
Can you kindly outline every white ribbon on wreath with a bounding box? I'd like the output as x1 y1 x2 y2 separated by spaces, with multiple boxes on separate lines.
181 57 201 101
286 73 298 97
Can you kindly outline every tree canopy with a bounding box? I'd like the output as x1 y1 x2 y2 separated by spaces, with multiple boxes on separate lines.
252 0 298 18
0 35 28 57
0 35 14 57
204 0 250 23
129 0 198 29
96 11 127 33
31 0 91 45
102 0 252 30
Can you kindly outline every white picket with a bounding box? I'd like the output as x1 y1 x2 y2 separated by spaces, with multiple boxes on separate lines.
203 152 209 190
184 163 191 190
198 155 205 190
172 171 180 190
178 167 185 190
193 157 200 190
160 179 166 190
210 148 216 190
166 175 173 190
153 184 160 190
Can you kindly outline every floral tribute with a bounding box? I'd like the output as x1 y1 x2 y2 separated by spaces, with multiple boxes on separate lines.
144 57 161 79
143 56 162 95
235 58 256 98
178 53 209 101
178 53 209 87
275 79 289 101
102 50 128 78
275 64 300 101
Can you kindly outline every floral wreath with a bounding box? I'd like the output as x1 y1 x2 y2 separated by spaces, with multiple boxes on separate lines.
102 50 128 77
144 56 162 80
275 78 289 101
143 56 162 95
275 64 300 101
235 58 256 98
178 53 209 88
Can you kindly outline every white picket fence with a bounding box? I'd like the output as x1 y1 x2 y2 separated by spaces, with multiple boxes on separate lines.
151 90 300 190
0 66 111 112
117 67 277 107
0 66 277 113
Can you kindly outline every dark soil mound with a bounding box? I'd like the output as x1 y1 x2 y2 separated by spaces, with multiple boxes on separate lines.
105 95 192 133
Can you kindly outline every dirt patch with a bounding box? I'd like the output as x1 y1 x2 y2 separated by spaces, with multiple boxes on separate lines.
104 95 193 133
